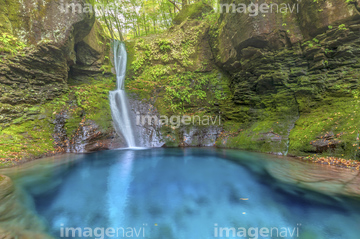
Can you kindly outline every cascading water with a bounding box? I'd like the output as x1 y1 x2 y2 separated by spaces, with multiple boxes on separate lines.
109 40 136 148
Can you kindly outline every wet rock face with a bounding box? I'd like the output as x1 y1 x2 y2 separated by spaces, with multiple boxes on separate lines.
129 97 164 147
53 111 70 151
128 96 222 147
53 111 123 153
68 120 123 153
181 126 221 147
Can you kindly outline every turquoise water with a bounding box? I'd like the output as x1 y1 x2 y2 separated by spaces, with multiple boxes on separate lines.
17 148 360 239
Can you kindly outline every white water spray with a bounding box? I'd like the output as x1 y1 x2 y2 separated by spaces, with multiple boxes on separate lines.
109 41 136 147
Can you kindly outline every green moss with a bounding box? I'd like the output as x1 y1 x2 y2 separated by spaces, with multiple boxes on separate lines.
128 69 230 116
68 76 115 132
289 94 360 159
65 108 82 140
0 0 21 34
0 76 116 165
0 113 55 161
127 19 209 76
215 73 299 154
126 40 136 78
217 115 295 154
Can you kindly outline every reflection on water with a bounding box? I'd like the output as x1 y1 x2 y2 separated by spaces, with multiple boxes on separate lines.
107 150 134 227
1 148 360 239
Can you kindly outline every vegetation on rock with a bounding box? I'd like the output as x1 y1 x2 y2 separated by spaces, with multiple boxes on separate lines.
2 0 360 167
0 76 116 167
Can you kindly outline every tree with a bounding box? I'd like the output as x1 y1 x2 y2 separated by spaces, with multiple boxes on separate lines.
90 0 219 40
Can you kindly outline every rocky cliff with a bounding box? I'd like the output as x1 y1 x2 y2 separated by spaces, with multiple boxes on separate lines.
126 0 360 160
0 0 120 166
1 0 360 165
213 0 360 159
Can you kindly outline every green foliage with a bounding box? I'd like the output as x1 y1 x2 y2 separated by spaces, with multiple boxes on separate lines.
302 38 323 48
324 48 333 54
158 39 171 52
0 32 26 55
163 71 224 113
126 17 229 117
92 1 217 39
338 24 347 31
127 67 229 114
203 11 219 25
92 0 177 39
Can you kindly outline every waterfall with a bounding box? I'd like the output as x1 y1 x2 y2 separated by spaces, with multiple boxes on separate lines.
109 40 136 148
